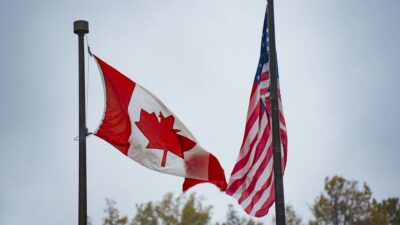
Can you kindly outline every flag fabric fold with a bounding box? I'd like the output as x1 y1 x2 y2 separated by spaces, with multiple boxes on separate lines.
226 7 288 217
93 55 227 192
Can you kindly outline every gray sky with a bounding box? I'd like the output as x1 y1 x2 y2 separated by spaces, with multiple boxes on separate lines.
1 0 399 224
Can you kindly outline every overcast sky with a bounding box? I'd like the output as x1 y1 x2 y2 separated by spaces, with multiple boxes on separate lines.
1 0 399 224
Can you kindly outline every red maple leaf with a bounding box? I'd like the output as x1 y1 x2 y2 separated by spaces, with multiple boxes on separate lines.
135 109 196 167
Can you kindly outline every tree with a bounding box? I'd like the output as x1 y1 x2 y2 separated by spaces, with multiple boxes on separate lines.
309 176 387 225
98 177 399 225
103 199 128 225
131 202 158 225
154 193 181 225
180 193 211 225
216 204 263 225
272 205 302 225
129 193 264 225
130 192 212 225
373 198 400 225
286 205 303 225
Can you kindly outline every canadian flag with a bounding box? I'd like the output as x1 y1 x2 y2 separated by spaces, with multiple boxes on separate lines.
93 55 227 192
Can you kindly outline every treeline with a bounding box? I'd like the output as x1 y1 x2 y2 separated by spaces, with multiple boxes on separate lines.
93 176 400 225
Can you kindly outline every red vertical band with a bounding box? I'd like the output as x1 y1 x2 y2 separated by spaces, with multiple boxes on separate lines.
182 154 227 192
94 56 136 155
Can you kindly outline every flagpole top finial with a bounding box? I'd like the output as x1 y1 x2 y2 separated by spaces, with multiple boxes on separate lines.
74 20 89 34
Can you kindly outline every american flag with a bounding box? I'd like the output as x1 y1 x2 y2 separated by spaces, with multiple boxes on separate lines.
226 7 288 217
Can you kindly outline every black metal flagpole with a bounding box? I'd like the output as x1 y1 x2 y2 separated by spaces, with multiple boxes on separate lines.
267 1 287 225
74 20 89 225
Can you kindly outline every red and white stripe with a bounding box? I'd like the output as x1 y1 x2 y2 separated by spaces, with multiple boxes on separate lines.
226 63 287 217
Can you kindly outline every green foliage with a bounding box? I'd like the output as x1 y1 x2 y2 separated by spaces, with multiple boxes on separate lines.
309 176 373 225
368 201 388 225
130 192 211 225
98 176 399 225
308 176 394 225
285 205 302 225
180 193 211 225
224 204 245 225
104 193 263 225
216 204 263 225
130 202 158 225
154 193 181 225
103 199 128 225
373 198 400 225
272 205 302 225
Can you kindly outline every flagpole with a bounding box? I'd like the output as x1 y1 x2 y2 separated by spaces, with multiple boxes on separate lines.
74 20 89 225
267 1 287 225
